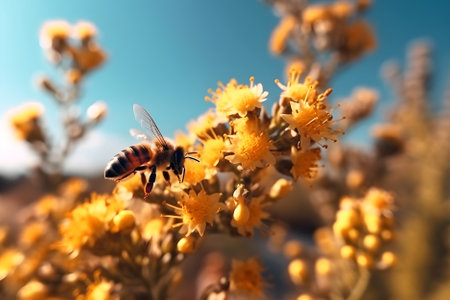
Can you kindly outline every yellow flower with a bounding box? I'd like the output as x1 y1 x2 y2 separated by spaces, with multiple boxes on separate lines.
230 257 266 297
342 20 376 62
302 5 330 25
183 157 206 185
0 249 24 280
282 100 338 149
76 274 113 300
114 173 144 200
270 15 296 55
188 109 222 139
9 102 45 142
269 178 293 199
231 196 270 237
206 77 268 117
19 222 46 246
73 21 97 40
227 117 275 170
290 147 322 180
331 1 354 18
276 69 319 104
58 194 125 256
40 20 70 49
200 136 226 168
17 280 48 300
288 258 309 285
170 189 224 236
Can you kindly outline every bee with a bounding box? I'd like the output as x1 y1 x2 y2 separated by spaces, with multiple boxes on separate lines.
104 104 199 195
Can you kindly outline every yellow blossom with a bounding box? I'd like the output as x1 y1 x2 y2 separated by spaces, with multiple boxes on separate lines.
188 109 221 139
76 275 113 300
0 249 24 280
198 136 226 169
72 45 106 73
290 147 322 180
40 20 70 49
227 117 275 170
302 5 330 25
288 258 309 285
73 21 97 40
9 102 45 142
171 189 224 236
206 77 268 117
231 196 270 237
114 173 144 200
58 193 125 256
315 257 332 276
19 222 46 246
269 178 293 198
111 210 136 232
342 20 376 62
17 280 48 300
183 157 206 185
276 68 318 104
282 100 338 149
230 257 266 297
331 1 354 18
270 15 296 55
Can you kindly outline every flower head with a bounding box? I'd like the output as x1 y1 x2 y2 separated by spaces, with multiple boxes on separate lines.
73 21 97 40
40 20 71 50
291 147 322 180
58 193 125 256
230 196 270 237
170 189 224 236
206 77 268 117
9 102 45 142
276 68 319 104
270 15 296 55
282 99 339 149
227 117 275 170
230 257 266 297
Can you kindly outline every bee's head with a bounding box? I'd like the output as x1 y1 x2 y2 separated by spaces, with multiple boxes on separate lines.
171 147 185 181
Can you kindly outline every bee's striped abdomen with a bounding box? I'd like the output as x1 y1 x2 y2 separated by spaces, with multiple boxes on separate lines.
104 143 152 180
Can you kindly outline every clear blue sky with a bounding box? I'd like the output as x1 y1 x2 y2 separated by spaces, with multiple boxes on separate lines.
0 0 449 175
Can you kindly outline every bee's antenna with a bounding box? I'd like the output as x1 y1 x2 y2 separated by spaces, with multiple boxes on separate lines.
185 151 198 156
185 156 200 162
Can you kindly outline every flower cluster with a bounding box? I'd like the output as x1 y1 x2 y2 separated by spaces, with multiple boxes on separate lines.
268 0 376 86
333 188 396 269
7 20 107 180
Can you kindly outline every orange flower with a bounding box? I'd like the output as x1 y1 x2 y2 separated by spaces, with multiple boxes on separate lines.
270 15 296 55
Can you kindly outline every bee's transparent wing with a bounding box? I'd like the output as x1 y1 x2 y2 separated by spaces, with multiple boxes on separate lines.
133 104 169 149
129 128 151 141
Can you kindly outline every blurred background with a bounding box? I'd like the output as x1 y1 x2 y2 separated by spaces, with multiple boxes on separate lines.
1 0 449 177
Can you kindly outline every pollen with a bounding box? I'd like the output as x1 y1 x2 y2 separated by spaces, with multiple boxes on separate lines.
200 137 226 167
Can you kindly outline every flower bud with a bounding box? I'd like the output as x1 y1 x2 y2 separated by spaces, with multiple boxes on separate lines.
288 259 309 285
177 236 196 254
269 178 293 199
87 101 107 123
111 210 135 232
233 202 250 224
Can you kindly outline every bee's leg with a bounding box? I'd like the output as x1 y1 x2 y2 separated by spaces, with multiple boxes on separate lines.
145 165 157 195
162 171 170 183
140 172 147 186
181 166 186 182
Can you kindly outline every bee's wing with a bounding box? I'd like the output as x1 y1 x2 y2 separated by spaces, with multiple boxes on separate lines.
133 104 169 149
129 128 151 141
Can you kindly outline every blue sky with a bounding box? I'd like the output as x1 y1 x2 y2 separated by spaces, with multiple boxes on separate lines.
0 0 449 175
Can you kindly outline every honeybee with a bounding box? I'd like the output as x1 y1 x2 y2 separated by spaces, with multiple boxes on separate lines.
104 104 199 195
